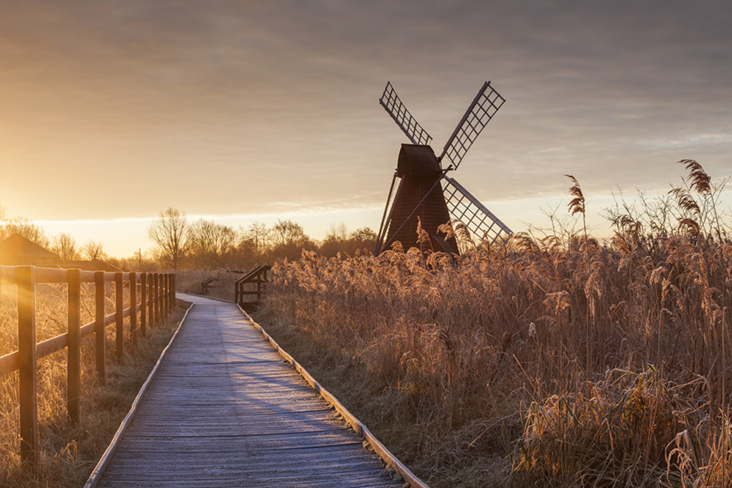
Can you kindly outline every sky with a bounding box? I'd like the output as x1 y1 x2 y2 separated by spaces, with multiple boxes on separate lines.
1 1 731 257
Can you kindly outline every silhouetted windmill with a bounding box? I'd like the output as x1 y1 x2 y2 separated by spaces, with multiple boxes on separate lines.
374 81 513 255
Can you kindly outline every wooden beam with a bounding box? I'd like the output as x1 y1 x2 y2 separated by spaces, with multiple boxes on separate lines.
16 266 38 466
115 273 124 359
162 274 168 317
67 268 81 424
170 274 176 310
150 274 157 327
140 273 147 337
95 271 106 385
129 272 137 345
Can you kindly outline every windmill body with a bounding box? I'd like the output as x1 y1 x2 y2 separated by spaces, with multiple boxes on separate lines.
374 81 513 255
384 144 457 253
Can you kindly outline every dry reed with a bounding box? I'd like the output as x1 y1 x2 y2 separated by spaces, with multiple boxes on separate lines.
258 162 732 487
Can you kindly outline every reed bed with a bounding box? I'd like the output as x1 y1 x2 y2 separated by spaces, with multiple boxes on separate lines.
259 164 732 487
0 282 186 487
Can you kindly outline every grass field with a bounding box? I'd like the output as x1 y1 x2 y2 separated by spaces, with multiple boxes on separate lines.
257 164 732 487
0 282 187 487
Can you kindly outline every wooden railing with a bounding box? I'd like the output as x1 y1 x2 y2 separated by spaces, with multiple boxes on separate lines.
0 266 176 467
200 277 216 295
234 265 271 309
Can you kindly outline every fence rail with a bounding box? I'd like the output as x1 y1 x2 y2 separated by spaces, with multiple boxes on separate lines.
0 266 176 467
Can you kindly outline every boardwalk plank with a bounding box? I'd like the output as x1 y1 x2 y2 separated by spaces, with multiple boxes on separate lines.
104 460 388 478
113 432 363 453
108 444 383 465
95 294 401 488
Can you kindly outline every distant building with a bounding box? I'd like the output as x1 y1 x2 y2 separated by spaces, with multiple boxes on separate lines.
0 234 121 272
0 233 59 266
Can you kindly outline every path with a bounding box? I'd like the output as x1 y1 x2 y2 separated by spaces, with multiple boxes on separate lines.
94 294 402 487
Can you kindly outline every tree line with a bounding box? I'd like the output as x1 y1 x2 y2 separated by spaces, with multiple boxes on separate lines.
147 207 376 270
0 205 376 271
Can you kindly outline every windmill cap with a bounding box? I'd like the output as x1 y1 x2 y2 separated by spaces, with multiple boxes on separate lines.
397 144 440 177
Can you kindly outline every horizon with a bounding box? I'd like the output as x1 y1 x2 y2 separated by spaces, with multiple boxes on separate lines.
6 175 732 259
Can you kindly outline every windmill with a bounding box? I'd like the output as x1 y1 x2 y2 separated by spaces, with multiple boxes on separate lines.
374 81 513 255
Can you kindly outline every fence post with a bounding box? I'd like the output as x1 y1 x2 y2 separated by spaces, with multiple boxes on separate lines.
154 273 160 325
95 271 106 385
162 274 166 317
129 272 137 344
165 274 170 315
150 273 157 327
157 273 162 324
170 274 175 311
161 274 165 319
140 272 147 336
115 272 124 359
67 268 81 424
17 266 38 466
158 273 164 321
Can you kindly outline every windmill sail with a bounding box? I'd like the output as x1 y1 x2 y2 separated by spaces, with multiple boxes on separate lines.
379 82 433 146
439 82 505 170
442 175 511 248
374 172 399 255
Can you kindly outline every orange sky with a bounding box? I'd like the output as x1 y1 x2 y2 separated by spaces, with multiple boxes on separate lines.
2 1 731 257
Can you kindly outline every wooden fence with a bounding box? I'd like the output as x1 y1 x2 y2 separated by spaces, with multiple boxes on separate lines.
0 266 176 467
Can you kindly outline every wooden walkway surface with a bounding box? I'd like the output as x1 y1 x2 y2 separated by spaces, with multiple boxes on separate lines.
94 294 403 488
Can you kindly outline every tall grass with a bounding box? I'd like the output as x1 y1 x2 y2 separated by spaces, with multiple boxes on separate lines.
0 281 186 487
260 161 732 487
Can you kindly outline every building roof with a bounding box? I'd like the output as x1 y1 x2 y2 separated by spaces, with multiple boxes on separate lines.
0 233 58 259
397 144 441 177
0 234 122 271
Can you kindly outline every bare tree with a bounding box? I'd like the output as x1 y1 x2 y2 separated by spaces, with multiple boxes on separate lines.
82 239 106 261
320 222 349 257
187 219 237 268
319 225 377 257
52 233 80 260
243 222 270 257
270 219 308 248
1 216 49 247
325 222 349 242
349 227 377 252
148 207 188 270
269 220 312 261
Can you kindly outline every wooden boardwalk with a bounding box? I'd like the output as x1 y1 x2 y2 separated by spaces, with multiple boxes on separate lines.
93 294 403 488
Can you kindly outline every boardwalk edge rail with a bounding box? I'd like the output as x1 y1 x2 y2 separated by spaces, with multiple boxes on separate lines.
0 266 175 466
83 300 194 488
235 264 270 308
240 306 430 488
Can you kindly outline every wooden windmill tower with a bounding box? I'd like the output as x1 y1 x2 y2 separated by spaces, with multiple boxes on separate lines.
374 81 513 255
